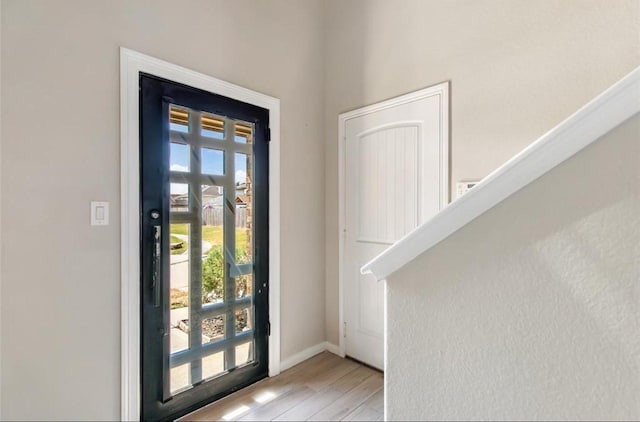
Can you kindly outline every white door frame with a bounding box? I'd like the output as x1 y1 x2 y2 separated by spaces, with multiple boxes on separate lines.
337 82 450 359
120 48 281 421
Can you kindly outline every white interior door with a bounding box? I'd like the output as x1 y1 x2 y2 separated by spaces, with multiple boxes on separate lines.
342 83 449 370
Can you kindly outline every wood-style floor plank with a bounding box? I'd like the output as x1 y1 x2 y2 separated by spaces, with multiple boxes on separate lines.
274 388 344 421
327 365 377 394
342 404 383 421
237 386 315 421
361 387 384 413
307 373 383 421
181 352 384 421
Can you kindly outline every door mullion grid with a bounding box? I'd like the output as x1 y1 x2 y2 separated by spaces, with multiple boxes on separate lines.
188 111 204 385
224 118 237 370
196 133 251 154
170 171 229 188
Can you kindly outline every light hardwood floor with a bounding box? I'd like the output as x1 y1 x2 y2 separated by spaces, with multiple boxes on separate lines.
181 352 384 421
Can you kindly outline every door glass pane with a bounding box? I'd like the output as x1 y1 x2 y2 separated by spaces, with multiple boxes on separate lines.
170 221 190 358
202 147 224 175
169 106 190 133
202 352 225 380
236 274 252 299
170 183 189 213
201 185 222 205
170 143 190 172
235 342 254 367
234 121 253 144
235 307 252 335
170 224 188 256
170 363 191 395
202 244 224 305
202 185 224 305
235 153 252 264
202 316 225 344
201 113 225 140
235 153 248 185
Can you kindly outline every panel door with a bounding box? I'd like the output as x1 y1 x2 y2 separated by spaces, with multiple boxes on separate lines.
344 87 448 369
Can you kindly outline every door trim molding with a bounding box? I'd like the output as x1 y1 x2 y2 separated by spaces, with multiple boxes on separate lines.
337 82 450 360
120 47 281 421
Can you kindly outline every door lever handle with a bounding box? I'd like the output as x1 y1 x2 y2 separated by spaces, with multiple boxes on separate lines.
152 225 161 307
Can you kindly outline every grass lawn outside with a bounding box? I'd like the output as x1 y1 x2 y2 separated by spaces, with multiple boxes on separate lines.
170 223 250 256
170 235 187 255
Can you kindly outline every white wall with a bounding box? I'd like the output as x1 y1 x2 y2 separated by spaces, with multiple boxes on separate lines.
323 0 640 345
0 1 325 419
386 114 640 421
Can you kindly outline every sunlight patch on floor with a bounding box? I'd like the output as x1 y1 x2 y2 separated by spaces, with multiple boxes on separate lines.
222 404 250 421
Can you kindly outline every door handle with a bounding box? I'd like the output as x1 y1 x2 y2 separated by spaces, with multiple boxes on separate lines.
152 225 161 307
151 208 162 307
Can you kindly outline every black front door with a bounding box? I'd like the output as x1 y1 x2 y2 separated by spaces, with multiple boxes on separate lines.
140 74 269 421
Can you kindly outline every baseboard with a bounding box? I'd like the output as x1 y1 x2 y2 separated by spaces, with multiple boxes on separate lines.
324 342 342 356
279 342 344 372
280 342 327 372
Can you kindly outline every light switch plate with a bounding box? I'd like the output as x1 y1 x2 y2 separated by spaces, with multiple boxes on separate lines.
91 201 109 226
